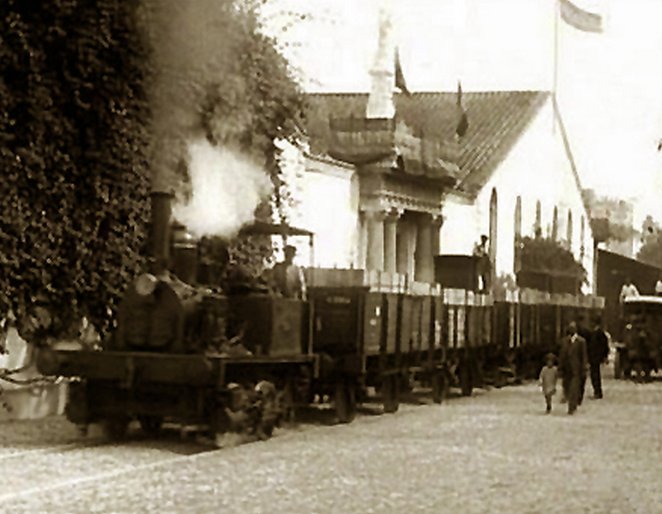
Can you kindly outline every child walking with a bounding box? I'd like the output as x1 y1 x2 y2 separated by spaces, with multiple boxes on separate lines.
539 353 558 414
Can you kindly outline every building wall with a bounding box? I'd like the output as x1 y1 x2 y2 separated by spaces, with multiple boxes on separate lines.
439 99 596 291
279 140 359 268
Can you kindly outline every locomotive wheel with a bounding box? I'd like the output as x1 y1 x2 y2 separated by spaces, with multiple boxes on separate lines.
138 415 163 436
383 375 400 413
334 380 357 424
102 417 130 441
431 371 447 404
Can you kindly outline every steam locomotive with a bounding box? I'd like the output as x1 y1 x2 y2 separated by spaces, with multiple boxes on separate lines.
36 192 605 443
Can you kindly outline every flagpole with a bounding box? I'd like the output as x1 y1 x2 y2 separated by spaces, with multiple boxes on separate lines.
553 0 559 99
553 0 560 132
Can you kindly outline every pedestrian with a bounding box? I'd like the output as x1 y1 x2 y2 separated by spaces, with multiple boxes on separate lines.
587 316 610 399
576 317 592 405
539 353 558 414
560 321 588 415
557 324 573 404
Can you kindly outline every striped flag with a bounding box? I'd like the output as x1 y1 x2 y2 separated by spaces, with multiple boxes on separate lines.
456 81 469 138
559 0 603 33
394 47 410 95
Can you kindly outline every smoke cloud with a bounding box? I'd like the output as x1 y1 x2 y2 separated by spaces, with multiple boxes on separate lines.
172 139 272 238
138 0 272 235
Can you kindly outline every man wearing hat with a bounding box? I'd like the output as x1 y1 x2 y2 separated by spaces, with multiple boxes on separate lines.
472 234 491 293
558 321 588 415
272 245 306 300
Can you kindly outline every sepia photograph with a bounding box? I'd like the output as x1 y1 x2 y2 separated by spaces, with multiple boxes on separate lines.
1 0 661 512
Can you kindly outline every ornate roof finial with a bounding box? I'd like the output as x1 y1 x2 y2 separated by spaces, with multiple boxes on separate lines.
366 2 396 119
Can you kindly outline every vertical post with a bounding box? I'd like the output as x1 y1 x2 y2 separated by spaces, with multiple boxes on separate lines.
553 0 559 99
553 0 560 133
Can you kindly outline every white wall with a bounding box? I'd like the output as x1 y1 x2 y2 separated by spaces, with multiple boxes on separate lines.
439 99 596 290
278 141 359 268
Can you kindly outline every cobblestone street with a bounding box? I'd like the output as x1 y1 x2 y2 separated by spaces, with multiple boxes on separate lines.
2 367 662 513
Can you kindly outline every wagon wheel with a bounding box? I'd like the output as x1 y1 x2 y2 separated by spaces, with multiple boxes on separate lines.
431 371 447 404
102 417 130 441
281 378 297 426
382 375 400 413
256 380 280 439
138 415 163 436
334 380 357 424
459 360 473 397
613 351 622 379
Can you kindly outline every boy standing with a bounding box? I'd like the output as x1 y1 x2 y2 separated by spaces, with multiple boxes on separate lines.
539 353 558 414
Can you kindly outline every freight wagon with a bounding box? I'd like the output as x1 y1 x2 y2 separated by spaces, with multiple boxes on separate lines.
35 192 604 441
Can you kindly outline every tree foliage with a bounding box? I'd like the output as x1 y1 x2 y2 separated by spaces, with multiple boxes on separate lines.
194 0 305 282
637 216 662 268
0 0 305 342
0 0 150 340
520 236 587 282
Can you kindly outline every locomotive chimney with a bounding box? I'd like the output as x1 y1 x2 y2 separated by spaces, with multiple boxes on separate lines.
150 191 173 276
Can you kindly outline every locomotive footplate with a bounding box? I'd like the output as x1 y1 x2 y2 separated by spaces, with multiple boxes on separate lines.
38 348 319 440
38 349 320 387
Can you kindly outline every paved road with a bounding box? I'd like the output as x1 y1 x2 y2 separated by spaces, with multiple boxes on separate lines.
1 370 661 513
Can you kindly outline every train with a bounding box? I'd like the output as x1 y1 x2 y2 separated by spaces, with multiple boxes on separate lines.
35 193 605 443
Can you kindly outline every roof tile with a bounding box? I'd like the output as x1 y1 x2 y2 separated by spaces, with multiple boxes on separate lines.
304 91 549 198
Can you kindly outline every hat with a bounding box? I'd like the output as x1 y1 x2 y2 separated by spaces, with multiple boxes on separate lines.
284 245 297 255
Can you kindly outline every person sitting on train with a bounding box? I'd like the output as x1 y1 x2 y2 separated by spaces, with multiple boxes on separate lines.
655 278 662 296
619 277 640 304
271 245 306 300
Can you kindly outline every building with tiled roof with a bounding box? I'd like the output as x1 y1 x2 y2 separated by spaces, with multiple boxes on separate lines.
279 9 594 292
286 88 594 291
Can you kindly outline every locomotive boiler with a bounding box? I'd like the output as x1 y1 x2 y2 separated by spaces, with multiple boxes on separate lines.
37 191 318 442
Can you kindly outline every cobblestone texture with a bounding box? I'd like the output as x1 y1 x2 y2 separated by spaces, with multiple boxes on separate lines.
1 367 661 514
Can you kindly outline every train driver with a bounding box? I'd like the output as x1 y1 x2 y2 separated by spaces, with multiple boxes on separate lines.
272 245 306 300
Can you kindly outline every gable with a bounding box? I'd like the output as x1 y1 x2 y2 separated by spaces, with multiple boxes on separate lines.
304 91 550 198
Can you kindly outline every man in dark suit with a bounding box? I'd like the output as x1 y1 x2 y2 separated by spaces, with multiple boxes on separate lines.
559 321 588 415
587 316 610 399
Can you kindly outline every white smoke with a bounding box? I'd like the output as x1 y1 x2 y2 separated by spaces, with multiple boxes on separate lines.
172 139 272 238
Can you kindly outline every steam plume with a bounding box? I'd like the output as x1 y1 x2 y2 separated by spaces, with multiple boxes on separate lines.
173 140 272 238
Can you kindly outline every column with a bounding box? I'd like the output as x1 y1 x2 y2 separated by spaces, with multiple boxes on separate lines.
415 214 434 283
396 217 416 278
365 210 386 272
396 219 409 275
383 210 400 275
430 216 443 284
357 211 367 270
431 215 443 256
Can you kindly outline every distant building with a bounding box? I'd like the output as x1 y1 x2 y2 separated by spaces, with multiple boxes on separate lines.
583 189 635 257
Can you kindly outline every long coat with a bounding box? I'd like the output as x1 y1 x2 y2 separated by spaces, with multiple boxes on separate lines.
568 334 588 378
587 328 609 366
560 333 588 412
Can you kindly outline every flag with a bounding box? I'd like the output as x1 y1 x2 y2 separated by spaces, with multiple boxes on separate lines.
394 47 410 95
456 81 469 138
559 0 603 33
